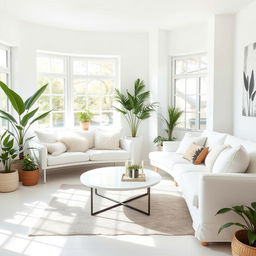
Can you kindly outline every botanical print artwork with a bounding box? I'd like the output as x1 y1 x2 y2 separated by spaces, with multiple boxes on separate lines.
243 43 256 116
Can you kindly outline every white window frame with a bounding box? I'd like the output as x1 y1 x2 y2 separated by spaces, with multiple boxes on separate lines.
0 43 11 130
37 52 120 128
170 53 207 131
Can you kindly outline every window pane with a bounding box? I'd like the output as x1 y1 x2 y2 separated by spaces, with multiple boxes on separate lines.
175 60 186 75
0 49 7 68
186 95 197 112
88 96 102 111
101 112 114 125
186 78 197 95
177 113 185 128
175 79 185 96
74 96 86 111
52 96 64 111
52 112 64 127
200 77 207 95
200 55 208 71
0 74 8 128
186 112 196 129
175 96 185 111
73 79 89 95
73 60 88 75
88 79 114 95
38 113 50 128
102 96 113 111
187 57 199 73
38 96 50 111
88 61 115 76
51 78 64 94
37 55 64 74
199 112 207 130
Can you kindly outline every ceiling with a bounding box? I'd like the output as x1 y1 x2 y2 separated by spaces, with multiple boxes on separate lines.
0 0 254 32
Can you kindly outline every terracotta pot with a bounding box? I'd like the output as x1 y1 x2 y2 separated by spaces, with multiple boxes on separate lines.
0 170 19 192
231 230 256 256
11 159 23 181
81 122 90 130
21 169 40 186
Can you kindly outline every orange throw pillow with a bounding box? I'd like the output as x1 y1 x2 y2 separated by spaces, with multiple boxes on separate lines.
192 147 209 165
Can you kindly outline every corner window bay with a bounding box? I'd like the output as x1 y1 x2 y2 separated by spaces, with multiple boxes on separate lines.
37 53 119 128
172 54 208 130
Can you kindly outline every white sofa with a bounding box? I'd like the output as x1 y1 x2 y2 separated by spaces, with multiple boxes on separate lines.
29 129 133 183
149 130 256 243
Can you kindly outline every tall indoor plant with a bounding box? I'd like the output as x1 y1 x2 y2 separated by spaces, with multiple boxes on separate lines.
153 106 183 149
0 81 51 178
114 78 157 163
0 131 19 192
216 202 256 255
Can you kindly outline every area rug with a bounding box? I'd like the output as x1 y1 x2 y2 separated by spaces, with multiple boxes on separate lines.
29 179 194 236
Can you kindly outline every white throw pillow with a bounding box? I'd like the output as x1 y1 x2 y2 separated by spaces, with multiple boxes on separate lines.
212 145 250 174
202 130 227 149
59 133 89 152
205 144 228 170
35 130 57 143
94 130 120 150
42 142 67 156
176 133 206 154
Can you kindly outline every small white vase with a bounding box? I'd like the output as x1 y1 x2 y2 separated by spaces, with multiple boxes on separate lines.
125 136 143 164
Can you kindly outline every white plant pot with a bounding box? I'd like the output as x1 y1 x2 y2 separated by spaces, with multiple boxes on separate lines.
0 170 19 193
125 136 143 164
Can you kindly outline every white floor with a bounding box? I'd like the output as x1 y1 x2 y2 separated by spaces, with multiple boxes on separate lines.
0 166 231 256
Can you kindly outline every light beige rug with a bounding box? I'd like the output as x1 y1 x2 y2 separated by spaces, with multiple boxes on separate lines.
29 179 194 236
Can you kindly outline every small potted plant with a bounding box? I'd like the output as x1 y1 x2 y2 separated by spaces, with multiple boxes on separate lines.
128 164 141 178
78 110 93 130
216 202 256 256
0 131 19 193
21 154 40 186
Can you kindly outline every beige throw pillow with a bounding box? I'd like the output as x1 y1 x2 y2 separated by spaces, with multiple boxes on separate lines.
94 130 120 150
59 133 89 152
183 144 203 161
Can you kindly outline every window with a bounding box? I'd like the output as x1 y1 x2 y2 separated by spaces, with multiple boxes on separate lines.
171 53 207 130
37 53 119 128
0 44 11 129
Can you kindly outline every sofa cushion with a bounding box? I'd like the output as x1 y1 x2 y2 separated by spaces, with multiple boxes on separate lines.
172 163 209 183
149 151 189 170
94 130 120 150
59 133 89 152
202 130 227 149
74 130 94 148
205 144 228 170
88 149 129 161
47 152 89 166
212 145 249 174
35 130 57 143
224 135 256 173
176 133 206 154
42 142 67 156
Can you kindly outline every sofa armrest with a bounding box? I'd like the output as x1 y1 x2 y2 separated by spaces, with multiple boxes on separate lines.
162 141 180 152
120 138 133 156
27 140 48 170
199 173 256 224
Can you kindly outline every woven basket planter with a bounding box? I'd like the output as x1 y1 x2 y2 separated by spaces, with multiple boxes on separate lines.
232 230 256 256
21 169 40 186
0 170 19 193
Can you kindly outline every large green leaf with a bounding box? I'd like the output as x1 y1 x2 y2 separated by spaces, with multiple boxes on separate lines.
216 208 232 215
218 222 246 234
20 108 39 127
29 110 51 125
0 81 25 115
0 110 17 124
24 84 48 110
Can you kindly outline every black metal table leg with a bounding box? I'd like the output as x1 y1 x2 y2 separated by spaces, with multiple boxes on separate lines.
90 187 151 216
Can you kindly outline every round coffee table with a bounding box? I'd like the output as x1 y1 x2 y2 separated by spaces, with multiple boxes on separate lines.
80 167 161 216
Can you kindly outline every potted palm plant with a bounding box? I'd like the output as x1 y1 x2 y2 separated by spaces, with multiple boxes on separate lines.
78 110 93 130
216 202 256 256
21 154 40 186
114 78 157 163
153 107 183 150
0 131 19 192
0 81 51 180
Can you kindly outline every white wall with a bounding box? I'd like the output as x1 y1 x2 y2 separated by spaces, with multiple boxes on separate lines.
233 0 256 141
